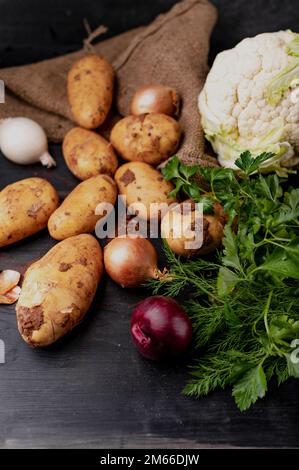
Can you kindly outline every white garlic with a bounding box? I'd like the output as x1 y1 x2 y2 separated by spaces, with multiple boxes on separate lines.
0 117 56 168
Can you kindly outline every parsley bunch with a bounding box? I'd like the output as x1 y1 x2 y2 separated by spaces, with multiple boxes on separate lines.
152 152 299 410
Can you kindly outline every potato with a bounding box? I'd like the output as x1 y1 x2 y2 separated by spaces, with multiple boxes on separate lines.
161 199 224 257
0 177 59 247
48 174 117 240
67 54 114 129
110 113 181 166
115 162 176 220
63 127 118 180
16 234 103 347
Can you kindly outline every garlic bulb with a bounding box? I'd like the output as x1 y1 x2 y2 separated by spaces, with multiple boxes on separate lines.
0 117 56 168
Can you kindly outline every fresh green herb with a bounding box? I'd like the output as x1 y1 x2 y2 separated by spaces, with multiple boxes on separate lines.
150 245 299 410
234 150 274 175
151 151 299 410
162 155 214 213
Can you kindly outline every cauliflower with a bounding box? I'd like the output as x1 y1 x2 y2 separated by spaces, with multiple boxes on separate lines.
199 31 299 175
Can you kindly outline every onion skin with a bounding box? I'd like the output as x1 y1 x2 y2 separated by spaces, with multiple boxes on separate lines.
130 85 180 117
104 236 163 288
131 296 192 361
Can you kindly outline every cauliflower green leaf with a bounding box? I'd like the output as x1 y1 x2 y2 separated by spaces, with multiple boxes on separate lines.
286 34 299 57
266 60 299 105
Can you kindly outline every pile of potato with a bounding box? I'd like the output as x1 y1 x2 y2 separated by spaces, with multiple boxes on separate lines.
0 53 224 348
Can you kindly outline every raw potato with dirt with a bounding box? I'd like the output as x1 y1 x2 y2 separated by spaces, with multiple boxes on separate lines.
115 161 176 220
161 200 224 257
0 177 59 247
48 174 117 240
67 54 114 129
110 113 181 166
16 234 103 347
63 127 118 180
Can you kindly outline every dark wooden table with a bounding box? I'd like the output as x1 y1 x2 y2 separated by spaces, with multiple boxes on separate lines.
0 0 298 449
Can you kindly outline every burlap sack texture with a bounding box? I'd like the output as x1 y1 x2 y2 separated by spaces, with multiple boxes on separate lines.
0 0 218 167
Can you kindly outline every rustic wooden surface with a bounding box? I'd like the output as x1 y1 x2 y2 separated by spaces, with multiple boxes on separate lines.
0 0 298 449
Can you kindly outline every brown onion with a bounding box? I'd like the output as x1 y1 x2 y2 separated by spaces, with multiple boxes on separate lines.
103 236 167 288
130 84 180 117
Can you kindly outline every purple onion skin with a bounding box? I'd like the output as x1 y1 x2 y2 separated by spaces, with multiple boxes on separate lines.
130 296 192 361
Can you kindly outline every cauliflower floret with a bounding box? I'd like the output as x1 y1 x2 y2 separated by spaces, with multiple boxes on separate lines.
199 31 299 174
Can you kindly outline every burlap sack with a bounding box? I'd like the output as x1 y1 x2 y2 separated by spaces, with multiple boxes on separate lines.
0 0 217 167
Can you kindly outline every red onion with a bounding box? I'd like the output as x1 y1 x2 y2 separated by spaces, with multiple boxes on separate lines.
131 296 192 361
130 84 180 117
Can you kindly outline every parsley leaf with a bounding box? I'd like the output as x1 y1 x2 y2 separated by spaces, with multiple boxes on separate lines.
162 155 181 180
221 225 243 273
257 174 283 202
235 151 274 175
162 156 214 212
270 316 299 344
232 363 268 411
168 179 185 199
272 188 299 227
257 243 299 280
217 266 240 297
